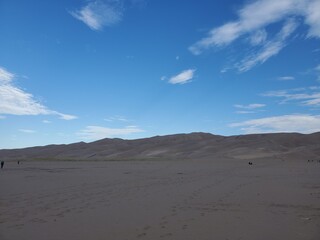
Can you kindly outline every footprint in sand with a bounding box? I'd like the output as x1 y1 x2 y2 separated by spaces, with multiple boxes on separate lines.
160 233 173 238
137 232 147 238
143 225 151 230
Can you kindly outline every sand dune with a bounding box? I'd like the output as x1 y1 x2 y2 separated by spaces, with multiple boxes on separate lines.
1 132 320 161
1 132 320 240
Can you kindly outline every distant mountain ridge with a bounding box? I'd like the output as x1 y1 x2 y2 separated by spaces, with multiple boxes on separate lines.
1 132 320 161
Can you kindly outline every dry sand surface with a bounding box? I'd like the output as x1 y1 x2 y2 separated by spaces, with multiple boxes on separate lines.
1 158 320 240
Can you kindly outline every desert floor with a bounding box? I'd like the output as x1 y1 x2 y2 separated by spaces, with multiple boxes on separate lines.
1 158 320 240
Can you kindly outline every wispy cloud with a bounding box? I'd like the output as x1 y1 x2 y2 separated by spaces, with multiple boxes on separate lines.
278 76 295 80
55 113 78 120
70 0 124 30
234 103 266 114
249 29 268 46
42 120 51 124
160 76 167 81
234 103 266 109
78 125 144 140
263 86 320 106
236 19 298 72
236 111 255 114
0 67 15 83
230 114 320 134
0 67 77 120
168 69 196 84
315 64 320 81
304 0 320 38
19 129 36 134
189 0 320 71
104 115 130 122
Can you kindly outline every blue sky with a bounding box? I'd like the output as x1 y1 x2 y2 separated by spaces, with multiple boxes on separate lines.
1 0 320 149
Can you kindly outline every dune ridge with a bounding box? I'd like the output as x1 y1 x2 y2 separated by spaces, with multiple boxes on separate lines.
1 132 320 161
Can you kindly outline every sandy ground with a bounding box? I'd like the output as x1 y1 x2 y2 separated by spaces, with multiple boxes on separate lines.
0 158 319 240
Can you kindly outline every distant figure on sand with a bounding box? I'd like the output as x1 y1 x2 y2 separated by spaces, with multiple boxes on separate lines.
1 161 4 169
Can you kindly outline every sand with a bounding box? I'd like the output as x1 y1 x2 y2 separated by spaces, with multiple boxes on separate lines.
1 158 319 240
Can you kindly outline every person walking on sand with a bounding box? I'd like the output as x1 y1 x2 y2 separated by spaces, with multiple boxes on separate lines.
1 161 4 169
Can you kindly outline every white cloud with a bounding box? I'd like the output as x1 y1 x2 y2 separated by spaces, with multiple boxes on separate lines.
70 0 123 30
104 115 130 122
234 103 266 109
0 67 15 83
189 0 320 71
315 64 320 81
55 112 78 120
78 125 144 140
278 76 295 80
230 114 320 133
168 69 196 84
0 81 50 115
236 19 298 72
249 29 268 45
42 120 51 124
304 97 320 105
304 0 320 38
236 110 255 114
19 129 36 134
160 76 167 81
263 87 320 106
0 67 77 120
